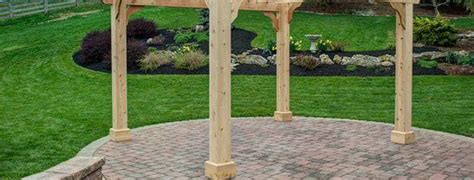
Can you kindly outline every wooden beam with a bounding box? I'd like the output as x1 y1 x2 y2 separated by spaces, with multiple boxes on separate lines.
205 0 237 178
273 4 292 122
102 0 300 12
110 0 131 142
391 2 415 145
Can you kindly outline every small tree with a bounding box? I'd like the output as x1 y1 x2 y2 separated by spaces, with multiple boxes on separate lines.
420 0 451 16
421 0 472 16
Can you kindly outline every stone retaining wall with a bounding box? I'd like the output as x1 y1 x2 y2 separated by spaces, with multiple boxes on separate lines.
23 156 105 180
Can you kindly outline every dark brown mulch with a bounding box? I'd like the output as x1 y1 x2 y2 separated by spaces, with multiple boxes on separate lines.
117 63 446 76
147 28 255 55
438 63 474 75
198 28 257 55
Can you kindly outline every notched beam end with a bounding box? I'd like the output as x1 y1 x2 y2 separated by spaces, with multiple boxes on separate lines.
127 5 144 16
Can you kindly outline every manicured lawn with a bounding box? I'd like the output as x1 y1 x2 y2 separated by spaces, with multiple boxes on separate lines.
0 4 473 179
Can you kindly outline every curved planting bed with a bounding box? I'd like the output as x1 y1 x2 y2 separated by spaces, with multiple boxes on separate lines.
73 18 473 76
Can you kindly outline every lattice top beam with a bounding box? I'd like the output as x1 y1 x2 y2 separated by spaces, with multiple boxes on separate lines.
102 0 303 12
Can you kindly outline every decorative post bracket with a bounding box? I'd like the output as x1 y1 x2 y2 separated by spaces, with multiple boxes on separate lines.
383 0 419 145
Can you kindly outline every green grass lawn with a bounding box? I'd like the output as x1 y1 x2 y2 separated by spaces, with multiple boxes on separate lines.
0 4 473 179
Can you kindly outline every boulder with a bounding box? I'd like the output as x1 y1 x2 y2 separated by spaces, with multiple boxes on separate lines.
341 56 352 65
195 25 206 32
236 54 268 67
413 51 445 60
333 55 342 64
379 54 395 63
319 54 334 65
146 35 166 45
266 54 276 65
381 61 394 67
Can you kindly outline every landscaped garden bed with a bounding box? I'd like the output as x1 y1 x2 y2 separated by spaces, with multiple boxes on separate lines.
73 16 473 76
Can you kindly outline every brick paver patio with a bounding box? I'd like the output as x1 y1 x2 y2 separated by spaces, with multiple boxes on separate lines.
90 117 474 179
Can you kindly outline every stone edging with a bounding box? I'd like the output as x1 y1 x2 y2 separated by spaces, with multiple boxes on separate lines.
77 116 474 158
22 156 105 180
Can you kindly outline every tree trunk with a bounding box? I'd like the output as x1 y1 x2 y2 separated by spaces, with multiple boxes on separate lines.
433 0 441 16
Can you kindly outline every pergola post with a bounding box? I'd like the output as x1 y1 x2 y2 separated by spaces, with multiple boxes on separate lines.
274 4 292 122
204 0 239 178
109 0 131 142
390 2 415 144
264 3 299 122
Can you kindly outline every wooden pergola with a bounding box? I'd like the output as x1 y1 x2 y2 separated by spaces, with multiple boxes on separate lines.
102 0 419 178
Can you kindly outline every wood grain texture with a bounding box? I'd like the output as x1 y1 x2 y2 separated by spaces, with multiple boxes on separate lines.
205 0 237 178
274 4 292 122
110 0 131 142
392 2 415 144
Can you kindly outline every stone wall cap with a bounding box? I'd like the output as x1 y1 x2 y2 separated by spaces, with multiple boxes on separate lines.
23 156 105 180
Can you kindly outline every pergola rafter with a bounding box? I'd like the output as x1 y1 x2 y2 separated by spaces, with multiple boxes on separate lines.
102 0 419 178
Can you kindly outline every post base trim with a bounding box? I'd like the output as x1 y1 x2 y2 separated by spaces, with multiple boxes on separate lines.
391 130 415 144
274 111 293 121
205 161 236 179
109 128 132 142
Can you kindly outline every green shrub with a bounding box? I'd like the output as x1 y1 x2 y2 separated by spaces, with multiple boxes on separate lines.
445 51 474 65
345 64 357 72
139 50 175 71
414 16 458 46
417 59 438 69
458 53 474 66
445 52 459 64
175 49 208 70
174 32 209 44
293 55 321 70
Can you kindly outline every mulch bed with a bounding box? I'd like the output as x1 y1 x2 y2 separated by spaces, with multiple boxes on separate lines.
198 28 256 55
126 64 445 76
73 27 447 76
74 51 446 76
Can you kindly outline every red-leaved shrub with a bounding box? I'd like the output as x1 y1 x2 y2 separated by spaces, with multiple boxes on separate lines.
127 18 157 39
103 39 149 69
79 30 111 65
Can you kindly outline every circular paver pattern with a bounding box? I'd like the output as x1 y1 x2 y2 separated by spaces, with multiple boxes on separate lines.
91 117 474 179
